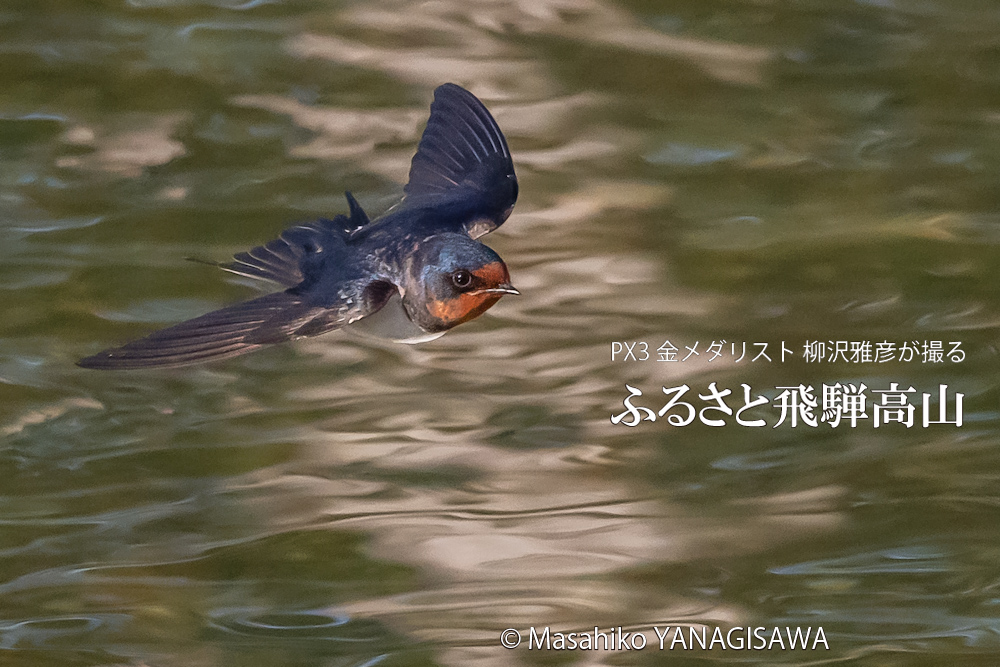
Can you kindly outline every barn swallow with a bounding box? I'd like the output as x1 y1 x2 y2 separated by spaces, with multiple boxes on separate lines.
78 83 518 370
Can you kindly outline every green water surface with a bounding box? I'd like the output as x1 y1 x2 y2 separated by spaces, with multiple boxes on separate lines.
3 0 1000 665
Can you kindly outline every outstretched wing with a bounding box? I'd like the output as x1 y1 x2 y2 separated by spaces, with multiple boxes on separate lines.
403 83 517 238
78 292 324 369
221 192 370 287
77 286 372 370
77 192 390 370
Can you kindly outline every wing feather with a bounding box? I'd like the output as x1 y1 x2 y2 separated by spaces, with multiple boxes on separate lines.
77 291 332 369
403 83 517 235
219 192 372 287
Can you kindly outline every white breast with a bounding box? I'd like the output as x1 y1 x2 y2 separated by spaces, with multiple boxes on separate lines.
345 292 446 344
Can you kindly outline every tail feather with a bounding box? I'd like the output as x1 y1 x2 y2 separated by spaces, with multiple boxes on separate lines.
78 291 324 370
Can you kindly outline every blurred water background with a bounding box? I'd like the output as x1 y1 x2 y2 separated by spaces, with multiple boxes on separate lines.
3 0 1000 664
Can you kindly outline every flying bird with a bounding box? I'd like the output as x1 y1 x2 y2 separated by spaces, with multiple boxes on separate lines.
78 83 518 370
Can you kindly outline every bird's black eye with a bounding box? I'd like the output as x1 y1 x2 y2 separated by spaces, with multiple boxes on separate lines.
451 269 472 289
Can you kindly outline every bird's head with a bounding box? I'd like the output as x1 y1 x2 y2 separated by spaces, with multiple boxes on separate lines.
402 233 518 333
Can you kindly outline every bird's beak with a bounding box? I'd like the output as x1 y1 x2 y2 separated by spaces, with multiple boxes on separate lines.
474 284 519 296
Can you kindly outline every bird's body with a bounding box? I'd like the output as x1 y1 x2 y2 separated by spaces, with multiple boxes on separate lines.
79 83 518 370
